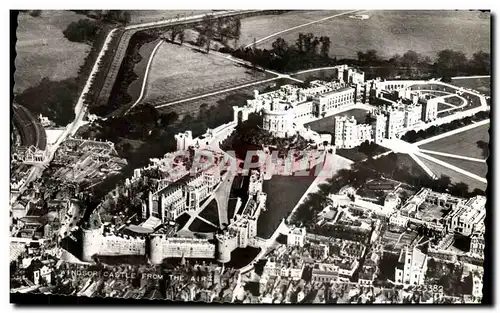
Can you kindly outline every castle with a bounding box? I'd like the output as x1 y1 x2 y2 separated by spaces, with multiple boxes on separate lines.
232 65 487 149
215 169 267 263
81 221 216 264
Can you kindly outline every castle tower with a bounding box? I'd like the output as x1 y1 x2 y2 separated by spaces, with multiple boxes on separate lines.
215 234 231 263
148 234 164 265
81 227 101 262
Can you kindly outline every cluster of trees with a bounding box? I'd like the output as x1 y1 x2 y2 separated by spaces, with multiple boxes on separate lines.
476 140 489 158
230 32 333 72
28 10 41 17
15 77 78 126
228 33 490 79
402 110 490 143
63 19 103 44
71 10 131 25
194 15 242 52
15 16 117 126
162 24 185 44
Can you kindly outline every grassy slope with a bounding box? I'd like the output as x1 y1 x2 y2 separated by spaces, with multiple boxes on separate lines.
423 154 488 177
15 10 91 92
420 158 487 191
143 43 267 103
419 124 490 159
240 10 490 59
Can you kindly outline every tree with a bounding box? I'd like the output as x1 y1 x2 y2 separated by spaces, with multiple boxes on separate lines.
319 36 331 58
434 49 468 77
469 51 490 75
476 140 489 158
205 37 212 53
178 30 185 45
29 10 41 17
63 19 102 44
303 33 314 54
401 50 421 68
311 37 320 55
436 175 452 190
450 182 470 197
296 33 305 53
271 37 288 56
196 33 206 47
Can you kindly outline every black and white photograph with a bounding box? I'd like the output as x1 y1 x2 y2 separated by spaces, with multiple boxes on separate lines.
9 8 491 305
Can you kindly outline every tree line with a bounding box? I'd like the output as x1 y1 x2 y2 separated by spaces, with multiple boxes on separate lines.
402 110 490 143
225 33 490 79
71 10 131 25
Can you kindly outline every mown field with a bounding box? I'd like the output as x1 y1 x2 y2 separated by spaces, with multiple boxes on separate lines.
15 10 91 92
239 10 490 59
419 124 490 159
156 78 296 119
142 43 268 105
451 76 491 96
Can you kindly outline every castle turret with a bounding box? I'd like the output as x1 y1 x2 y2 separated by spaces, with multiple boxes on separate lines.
81 226 101 262
215 233 232 263
148 234 164 265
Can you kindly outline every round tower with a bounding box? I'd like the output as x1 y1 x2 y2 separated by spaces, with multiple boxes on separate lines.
148 234 164 265
81 227 101 262
215 234 231 263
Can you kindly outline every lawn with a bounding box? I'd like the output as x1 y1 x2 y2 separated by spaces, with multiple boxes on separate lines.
304 108 370 134
443 95 465 107
188 217 218 233
240 10 490 59
420 158 487 191
451 76 491 96
437 102 454 111
142 43 269 105
15 10 91 93
419 124 490 159
199 199 220 226
129 10 214 24
258 165 319 239
423 154 488 177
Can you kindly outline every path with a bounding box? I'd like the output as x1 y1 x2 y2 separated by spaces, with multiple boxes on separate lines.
374 118 490 185
126 40 164 113
451 75 490 80
418 149 486 163
415 152 487 184
242 10 364 49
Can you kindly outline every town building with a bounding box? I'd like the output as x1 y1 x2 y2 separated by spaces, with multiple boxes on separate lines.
286 226 306 247
394 246 428 286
